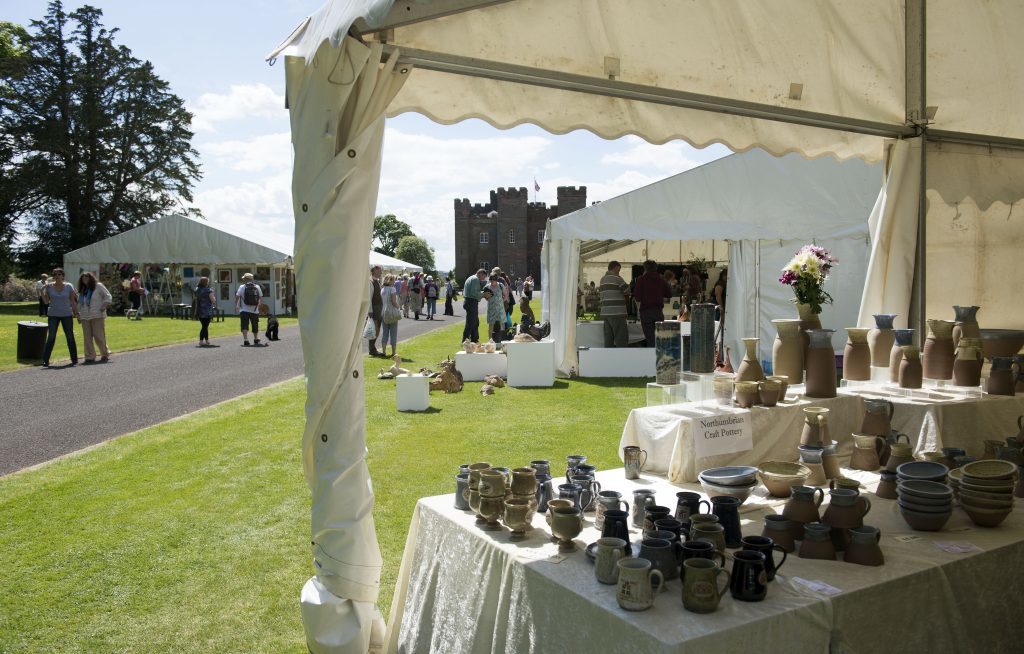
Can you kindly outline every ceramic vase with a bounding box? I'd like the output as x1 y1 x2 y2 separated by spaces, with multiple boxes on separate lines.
923 319 955 380
987 357 1017 396
800 406 830 447
868 314 897 367
889 329 915 383
899 346 923 389
690 303 716 373
843 328 872 381
804 329 837 398
655 320 682 385
736 337 765 382
952 344 982 387
797 302 823 371
772 319 804 384
860 398 894 437
952 305 981 349
734 381 760 408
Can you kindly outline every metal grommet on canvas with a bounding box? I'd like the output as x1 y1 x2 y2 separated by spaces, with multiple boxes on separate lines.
347 149 356 158
302 203 308 212
352 370 359 378
400 68 409 74
321 434 328 442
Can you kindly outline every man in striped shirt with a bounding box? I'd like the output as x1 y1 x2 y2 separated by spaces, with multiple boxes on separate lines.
599 260 630 347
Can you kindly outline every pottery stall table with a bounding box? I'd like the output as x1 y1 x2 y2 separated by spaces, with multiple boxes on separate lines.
385 469 1024 653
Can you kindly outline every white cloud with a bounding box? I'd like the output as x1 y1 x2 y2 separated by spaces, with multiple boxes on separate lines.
192 171 295 254
190 84 285 132
200 132 292 173
600 136 705 172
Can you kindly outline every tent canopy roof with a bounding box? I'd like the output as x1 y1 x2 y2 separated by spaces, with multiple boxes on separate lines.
370 250 423 272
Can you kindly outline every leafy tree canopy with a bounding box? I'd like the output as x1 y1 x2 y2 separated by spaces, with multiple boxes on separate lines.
372 213 414 257
394 235 436 272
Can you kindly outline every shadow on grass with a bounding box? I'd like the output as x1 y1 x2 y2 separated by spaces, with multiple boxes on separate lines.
0 302 38 317
570 377 650 389
400 407 443 414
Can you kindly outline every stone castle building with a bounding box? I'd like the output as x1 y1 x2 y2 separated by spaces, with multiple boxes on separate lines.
454 186 587 283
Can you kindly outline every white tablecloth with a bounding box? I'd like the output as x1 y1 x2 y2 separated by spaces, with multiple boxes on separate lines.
385 469 1024 653
621 387 1024 483
577 320 647 347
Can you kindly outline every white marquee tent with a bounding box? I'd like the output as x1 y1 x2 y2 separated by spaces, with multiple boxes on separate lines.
268 2 1024 651
542 149 883 375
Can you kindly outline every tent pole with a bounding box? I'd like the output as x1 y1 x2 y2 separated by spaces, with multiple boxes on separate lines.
906 0 927 340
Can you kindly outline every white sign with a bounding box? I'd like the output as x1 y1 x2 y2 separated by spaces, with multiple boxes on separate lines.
693 411 753 459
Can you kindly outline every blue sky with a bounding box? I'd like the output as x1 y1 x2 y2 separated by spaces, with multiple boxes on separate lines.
4 0 730 269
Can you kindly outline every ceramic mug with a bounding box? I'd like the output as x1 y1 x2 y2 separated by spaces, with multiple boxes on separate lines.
729 550 768 601
740 535 788 582
680 539 727 580
674 491 711 521
643 505 673 533
623 446 648 480
601 509 631 555
631 489 657 528
454 472 471 510
616 558 664 611
565 454 587 479
691 522 726 552
594 537 627 584
594 490 628 530
681 558 728 613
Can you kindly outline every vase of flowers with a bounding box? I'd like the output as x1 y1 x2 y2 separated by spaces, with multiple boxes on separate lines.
780 245 837 370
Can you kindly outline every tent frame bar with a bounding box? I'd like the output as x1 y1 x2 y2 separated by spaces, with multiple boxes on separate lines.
355 0 514 35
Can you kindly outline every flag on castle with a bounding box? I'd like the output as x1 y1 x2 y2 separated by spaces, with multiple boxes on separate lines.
533 178 540 192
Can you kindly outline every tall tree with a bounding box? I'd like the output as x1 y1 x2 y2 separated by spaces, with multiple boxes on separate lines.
394 235 436 272
0 21 30 277
372 213 413 256
0 1 201 273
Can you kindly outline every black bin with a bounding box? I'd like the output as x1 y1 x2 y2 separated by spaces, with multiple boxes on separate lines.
17 320 48 360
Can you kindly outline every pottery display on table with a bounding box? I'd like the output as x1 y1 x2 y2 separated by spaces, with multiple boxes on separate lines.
798 522 836 560
869 314 898 368
758 461 812 497
987 357 1017 396
736 337 766 382
958 460 1017 527
761 515 797 552
952 305 981 350
844 526 884 566
655 320 682 385
952 341 983 387
690 303 717 373
772 319 804 384
616 558 664 611
734 381 760 408
800 407 831 447
781 485 823 539
759 379 781 407
804 329 837 398
843 327 872 381
897 479 953 531
899 346 923 389
923 319 955 380
681 557 728 613
889 328 915 382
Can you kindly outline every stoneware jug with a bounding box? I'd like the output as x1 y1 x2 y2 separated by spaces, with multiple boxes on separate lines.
772 319 804 384
869 314 897 367
952 344 982 387
798 522 836 560
923 320 955 380
843 327 872 381
804 329 838 398
861 399 895 437
623 445 648 480
781 486 823 539
711 495 743 548
889 328 915 382
844 525 884 566
681 557 728 614
729 550 769 601
987 357 1017 396
952 305 981 349
675 491 711 522
762 515 796 552
850 434 884 471
800 407 831 447
736 337 766 382
899 346 923 389
616 558 664 611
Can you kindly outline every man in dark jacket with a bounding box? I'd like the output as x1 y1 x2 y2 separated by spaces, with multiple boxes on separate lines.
632 259 672 346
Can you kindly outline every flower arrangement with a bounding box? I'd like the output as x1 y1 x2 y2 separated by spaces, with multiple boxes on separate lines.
779 245 837 315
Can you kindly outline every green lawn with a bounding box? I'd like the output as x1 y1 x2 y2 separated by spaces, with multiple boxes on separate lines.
0 302 297 372
0 303 645 652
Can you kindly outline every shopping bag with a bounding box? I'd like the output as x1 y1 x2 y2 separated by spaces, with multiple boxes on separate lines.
362 316 377 339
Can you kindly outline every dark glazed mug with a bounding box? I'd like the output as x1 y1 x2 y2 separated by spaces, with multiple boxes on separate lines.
674 491 711 521
740 535 788 581
729 550 768 602
601 509 631 555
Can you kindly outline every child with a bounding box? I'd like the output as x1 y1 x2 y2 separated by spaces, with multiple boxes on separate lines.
261 304 280 341
519 295 535 331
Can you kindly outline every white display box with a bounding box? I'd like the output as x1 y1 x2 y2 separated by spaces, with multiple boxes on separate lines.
503 340 555 387
646 382 688 406
454 351 508 381
396 374 430 411
578 347 656 378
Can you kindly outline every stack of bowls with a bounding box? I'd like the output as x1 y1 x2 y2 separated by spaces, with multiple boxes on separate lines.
897 479 953 531
896 460 949 483
698 466 758 504
958 460 1018 527
757 461 812 497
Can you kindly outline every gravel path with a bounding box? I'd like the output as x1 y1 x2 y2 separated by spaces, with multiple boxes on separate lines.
0 305 473 476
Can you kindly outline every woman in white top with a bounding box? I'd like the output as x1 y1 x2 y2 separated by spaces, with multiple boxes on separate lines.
77 271 112 363
379 274 401 358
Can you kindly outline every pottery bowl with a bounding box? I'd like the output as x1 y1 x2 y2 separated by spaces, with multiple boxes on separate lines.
958 494 1015 510
699 466 759 487
697 475 756 504
979 328 1024 359
896 490 952 507
898 498 952 514
958 479 1016 494
900 507 952 531
757 463 811 497
896 461 949 482
957 487 1015 502
961 503 1013 528
897 480 954 500
960 459 1019 480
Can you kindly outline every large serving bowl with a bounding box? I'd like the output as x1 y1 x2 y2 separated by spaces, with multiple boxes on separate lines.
757 461 811 497
957 487 1015 503
958 479 1016 494
699 466 759 486
896 461 949 483
697 474 756 504
961 504 1013 528
958 492 1015 510
900 506 952 531
960 459 1018 480
979 328 1024 359
897 479 953 500
898 498 952 514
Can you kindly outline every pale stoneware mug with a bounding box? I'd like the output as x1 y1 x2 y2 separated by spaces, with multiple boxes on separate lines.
616 557 664 611
594 537 626 585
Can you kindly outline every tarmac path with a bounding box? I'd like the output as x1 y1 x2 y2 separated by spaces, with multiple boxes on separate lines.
0 304 474 477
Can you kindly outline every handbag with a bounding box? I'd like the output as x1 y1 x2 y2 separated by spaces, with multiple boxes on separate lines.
383 301 402 324
362 316 377 339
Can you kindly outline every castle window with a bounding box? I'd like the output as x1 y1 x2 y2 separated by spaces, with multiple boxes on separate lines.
537 229 545 244
479 232 489 244
508 229 516 244
481 261 490 271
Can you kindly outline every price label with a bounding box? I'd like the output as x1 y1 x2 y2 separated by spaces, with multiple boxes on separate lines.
791 577 842 596
893 535 922 543
693 411 753 459
934 541 982 554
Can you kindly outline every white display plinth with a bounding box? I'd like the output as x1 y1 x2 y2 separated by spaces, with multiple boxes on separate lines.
454 351 508 381
396 374 430 411
578 347 656 378
682 371 719 403
646 382 688 406
870 365 890 383
503 340 555 387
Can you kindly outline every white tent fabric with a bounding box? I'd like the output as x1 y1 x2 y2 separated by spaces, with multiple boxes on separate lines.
63 213 291 266
542 150 881 374
368 250 422 273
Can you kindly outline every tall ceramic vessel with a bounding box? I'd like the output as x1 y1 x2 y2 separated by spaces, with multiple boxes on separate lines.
952 343 983 387
772 319 804 384
655 321 682 385
923 319 955 380
797 303 823 371
952 305 981 349
889 329 915 382
690 303 716 373
843 328 872 381
736 337 766 382
987 357 1017 396
868 314 897 367
899 346 923 389
804 329 837 398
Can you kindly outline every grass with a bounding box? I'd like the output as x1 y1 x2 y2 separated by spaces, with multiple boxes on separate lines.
0 302 297 372
0 300 646 652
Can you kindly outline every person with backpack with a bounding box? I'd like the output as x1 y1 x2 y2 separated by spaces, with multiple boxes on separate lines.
194 276 217 347
235 272 264 347
409 272 424 320
424 275 439 320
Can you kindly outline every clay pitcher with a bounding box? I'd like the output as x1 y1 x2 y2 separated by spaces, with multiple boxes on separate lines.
781 486 824 540
952 344 982 387
772 319 804 384
804 329 837 398
843 328 872 381
923 319 955 380
736 337 766 382
860 398 894 437
797 303 823 365
850 434 883 471
899 346 923 389
800 407 830 447
987 357 1016 396
952 305 981 349
869 314 897 367
889 329 915 382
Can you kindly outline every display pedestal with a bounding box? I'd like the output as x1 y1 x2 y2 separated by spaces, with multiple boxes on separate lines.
504 340 555 387
646 382 688 406
682 371 717 403
396 374 430 411
870 365 890 383
578 347 656 377
454 351 508 381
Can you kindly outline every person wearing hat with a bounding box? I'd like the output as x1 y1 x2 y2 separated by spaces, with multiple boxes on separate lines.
235 272 265 346
409 272 424 320
424 275 439 320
